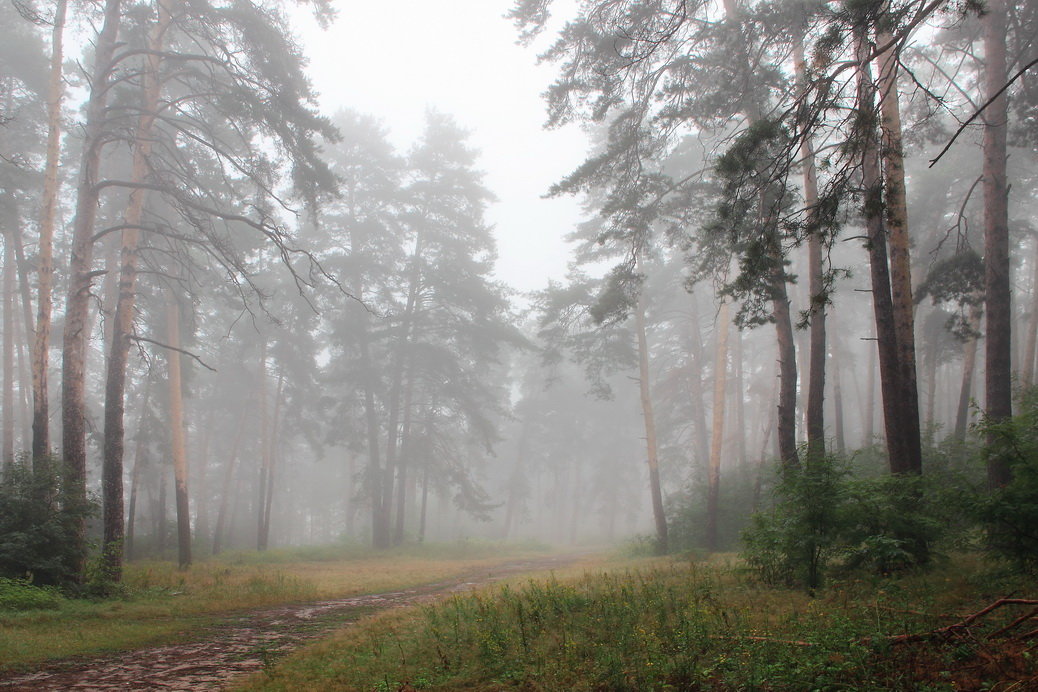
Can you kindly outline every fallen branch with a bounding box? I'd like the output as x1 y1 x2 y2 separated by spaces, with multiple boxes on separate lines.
888 598 1038 646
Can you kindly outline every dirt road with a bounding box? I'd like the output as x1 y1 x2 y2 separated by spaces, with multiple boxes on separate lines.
0 553 582 691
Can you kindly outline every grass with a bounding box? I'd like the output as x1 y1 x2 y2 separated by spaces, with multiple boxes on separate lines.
0 540 551 671
242 553 1038 691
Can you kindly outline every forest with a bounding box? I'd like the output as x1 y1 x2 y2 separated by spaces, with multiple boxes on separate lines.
0 0 1037 688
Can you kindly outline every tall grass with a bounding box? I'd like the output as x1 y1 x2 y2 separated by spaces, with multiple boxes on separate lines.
249 555 1038 691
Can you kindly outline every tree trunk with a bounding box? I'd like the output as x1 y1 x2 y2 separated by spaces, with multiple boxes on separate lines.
60 0 124 579
257 345 271 550
3 236 15 466
634 280 668 553
877 21 923 476
125 376 151 562
101 0 172 580
706 301 730 552
982 0 1012 488
1021 241 1038 387
830 336 847 455
212 408 247 555
794 35 826 464
772 266 800 469
32 0 67 463
864 332 877 445
380 232 423 547
393 362 415 545
856 32 911 475
733 327 747 468
166 296 191 568
955 306 983 442
418 447 430 544
259 371 284 549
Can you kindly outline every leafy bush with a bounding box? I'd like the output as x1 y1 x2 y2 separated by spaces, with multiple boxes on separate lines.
742 454 846 589
975 387 1038 571
0 577 65 611
742 449 966 589
0 457 95 586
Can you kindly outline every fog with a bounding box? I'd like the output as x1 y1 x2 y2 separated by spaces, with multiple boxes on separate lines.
0 0 1035 569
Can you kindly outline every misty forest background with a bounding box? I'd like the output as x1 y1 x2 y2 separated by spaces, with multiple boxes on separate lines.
0 0 1036 591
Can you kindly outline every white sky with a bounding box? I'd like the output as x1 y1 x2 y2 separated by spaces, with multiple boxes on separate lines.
292 0 588 296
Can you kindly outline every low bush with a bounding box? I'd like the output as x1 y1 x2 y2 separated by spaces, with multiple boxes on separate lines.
0 577 65 611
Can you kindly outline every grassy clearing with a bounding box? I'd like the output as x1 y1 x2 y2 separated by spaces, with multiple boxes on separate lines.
0 540 551 670
244 553 1038 691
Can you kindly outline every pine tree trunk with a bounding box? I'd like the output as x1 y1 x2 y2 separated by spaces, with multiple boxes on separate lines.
61 0 124 579
955 307 983 442
259 372 283 549
125 377 151 562
381 233 423 548
982 0 1012 487
687 292 710 467
3 236 14 466
32 0 67 463
773 266 800 469
733 327 747 468
832 341 847 455
856 32 911 475
706 301 730 551
256 345 271 550
166 296 191 568
877 23 923 475
212 409 247 555
100 0 172 580
1021 241 1038 387
634 281 668 553
393 353 416 545
864 334 877 445
794 35 826 464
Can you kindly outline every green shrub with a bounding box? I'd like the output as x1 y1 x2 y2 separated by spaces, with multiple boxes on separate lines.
742 449 966 589
0 457 95 586
975 386 1038 571
0 577 65 611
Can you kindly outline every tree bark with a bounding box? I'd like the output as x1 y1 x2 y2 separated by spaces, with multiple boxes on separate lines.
982 0 1012 488
794 35 826 465
3 235 15 466
955 307 983 442
1021 241 1038 387
634 277 668 553
32 0 67 463
61 0 124 579
772 266 800 469
101 0 173 580
125 377 151 562
856 32 911 475
166 296 191 568
877 21 923 475
706 301 730 552
380 231 423 547
212 408 247 555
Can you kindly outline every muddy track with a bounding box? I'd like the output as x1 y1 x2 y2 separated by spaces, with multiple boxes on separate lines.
0 553 582 691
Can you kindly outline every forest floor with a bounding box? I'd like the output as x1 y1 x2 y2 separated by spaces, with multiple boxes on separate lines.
0 551 592 691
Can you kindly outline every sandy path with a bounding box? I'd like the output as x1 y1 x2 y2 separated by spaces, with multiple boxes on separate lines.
0 553 581 691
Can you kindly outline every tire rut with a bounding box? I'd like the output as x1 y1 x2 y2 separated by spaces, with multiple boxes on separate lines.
0 553 581 691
